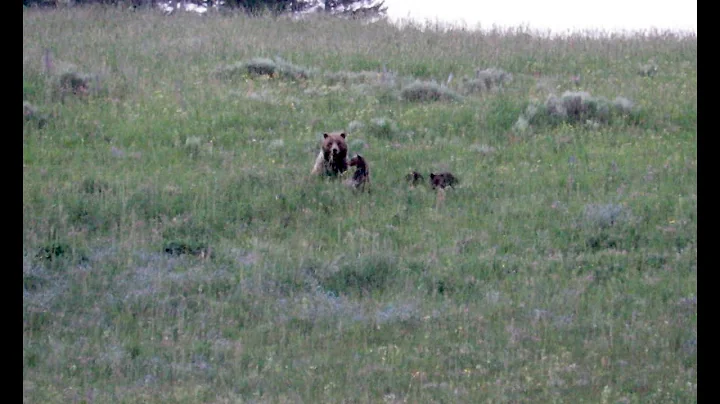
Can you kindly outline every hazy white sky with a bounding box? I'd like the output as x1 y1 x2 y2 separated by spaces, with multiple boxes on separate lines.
383 0 697 34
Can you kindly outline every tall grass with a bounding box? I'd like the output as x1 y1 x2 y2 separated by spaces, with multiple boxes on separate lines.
24 6 696 403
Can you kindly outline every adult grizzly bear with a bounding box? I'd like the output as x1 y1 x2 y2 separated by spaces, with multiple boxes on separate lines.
311 132 349 176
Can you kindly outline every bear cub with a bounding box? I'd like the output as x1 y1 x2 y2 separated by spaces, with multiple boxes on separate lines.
405 170 425 187
311 132 349 176
347 154 370 190
429 172 459 189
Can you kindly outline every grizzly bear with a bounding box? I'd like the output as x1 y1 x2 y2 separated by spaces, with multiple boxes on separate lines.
429 172 458 190
405 170 424 187
311 132 349 177
346 154 370 191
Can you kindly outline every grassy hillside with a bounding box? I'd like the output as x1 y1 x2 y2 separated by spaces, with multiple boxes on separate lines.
23 6 696 403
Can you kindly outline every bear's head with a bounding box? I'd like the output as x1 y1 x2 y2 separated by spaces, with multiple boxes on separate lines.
322 132 348 163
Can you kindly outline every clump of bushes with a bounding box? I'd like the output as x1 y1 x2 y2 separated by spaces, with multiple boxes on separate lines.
579 203 640 252
462 67 513 94
583 203 632 229
48 60 106 102
58 71 92 96
349 82 402 103
400 80 462 102
367 117 399 139
214 57 313 81
513 91 640 132
50 69 103 103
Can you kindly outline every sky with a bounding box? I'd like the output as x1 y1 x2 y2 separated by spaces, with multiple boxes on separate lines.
383 0 697 35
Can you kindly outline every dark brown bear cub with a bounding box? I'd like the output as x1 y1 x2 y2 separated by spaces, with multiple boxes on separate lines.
429 172 458 189
347 154 370 190
311 132 349 177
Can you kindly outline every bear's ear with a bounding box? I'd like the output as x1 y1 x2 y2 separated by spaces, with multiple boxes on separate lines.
323 133 329 139
430 173 436 179
340 132 346 139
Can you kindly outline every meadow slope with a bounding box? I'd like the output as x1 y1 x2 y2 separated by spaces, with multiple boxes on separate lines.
23 7 696 403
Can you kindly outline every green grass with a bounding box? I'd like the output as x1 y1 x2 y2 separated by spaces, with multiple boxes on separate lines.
23 6 696 403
